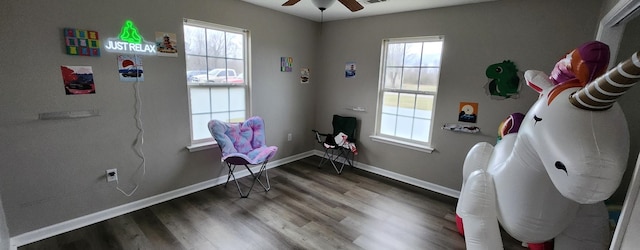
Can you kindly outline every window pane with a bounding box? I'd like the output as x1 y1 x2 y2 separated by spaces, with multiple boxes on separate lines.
398 93 416 116
380 113 397 136
211 112 228 122
229 87 245 111
418 68 439 92
227 59 244 74
184 26 205 55
186 56 208 83
192 113 212 140
401 68 419 91
206 29 225 57
226 32 243 59
384 67 402 89
421 41 443 67
201 59 226 83
206 58 226 71
415 94 434 119
403 43 422 67
210 88 229 112
412 118 430 142
190 88 211 114
382 92 399 114
386 43 405 67
395 116 413 139
229 111 245 123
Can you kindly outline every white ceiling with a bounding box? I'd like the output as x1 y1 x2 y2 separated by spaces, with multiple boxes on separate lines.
242 0 497 22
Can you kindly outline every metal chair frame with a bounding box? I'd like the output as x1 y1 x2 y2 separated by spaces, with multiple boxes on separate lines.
223 158 270 198
316 136 354 174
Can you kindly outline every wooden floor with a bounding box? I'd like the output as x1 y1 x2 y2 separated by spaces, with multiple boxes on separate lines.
20 156 526 250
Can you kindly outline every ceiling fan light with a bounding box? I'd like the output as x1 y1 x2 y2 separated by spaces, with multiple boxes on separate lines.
311 0 336 10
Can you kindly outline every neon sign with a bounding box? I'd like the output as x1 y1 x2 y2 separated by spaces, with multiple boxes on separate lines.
104 20 156 55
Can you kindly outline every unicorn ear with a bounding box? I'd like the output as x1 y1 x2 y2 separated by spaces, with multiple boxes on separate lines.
525 70 554 93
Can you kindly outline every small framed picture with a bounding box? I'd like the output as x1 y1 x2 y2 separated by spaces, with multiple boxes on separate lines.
345 62 356 78
458 102 478 123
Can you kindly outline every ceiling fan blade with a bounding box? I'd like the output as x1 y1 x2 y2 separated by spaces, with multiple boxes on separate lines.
338 0 364 12
282 0 302 6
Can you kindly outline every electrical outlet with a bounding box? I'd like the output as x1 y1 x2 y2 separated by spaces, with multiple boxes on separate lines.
287 133 292 141
106 169 118 182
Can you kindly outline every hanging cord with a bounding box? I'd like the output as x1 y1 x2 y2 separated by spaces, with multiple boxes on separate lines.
115 61 147 197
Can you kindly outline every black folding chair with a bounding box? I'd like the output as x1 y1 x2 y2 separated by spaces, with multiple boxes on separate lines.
312 115 357 174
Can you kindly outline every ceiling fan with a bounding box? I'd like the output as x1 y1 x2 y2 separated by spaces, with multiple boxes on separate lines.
282 0 364 12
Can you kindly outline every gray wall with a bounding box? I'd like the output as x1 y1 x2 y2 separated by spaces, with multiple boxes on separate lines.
0 0 318 236
0 0 629 239
314 0 605 191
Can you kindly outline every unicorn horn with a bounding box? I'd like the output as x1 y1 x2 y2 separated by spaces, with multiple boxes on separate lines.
570 51 640 110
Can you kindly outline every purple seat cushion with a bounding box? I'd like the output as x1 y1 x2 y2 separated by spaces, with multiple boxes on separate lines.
208 116 278 165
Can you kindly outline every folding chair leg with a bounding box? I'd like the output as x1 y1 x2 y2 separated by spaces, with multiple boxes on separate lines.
224 164 238 187
224 162 271 198
318 149 331 168
245 162 271 193
318 148 353 174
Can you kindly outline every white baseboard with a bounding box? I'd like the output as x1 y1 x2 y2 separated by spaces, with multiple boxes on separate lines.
9 149 457 249
312 150 460 198
9 151 314 249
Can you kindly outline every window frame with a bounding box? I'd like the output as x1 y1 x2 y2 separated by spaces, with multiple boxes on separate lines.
183 18 251 147
372 36 444 152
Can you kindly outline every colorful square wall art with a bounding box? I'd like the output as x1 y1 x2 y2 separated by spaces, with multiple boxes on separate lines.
458 102 478 123
281 57 293 72
60 66 95 95
117 55 144 82
64 28 100 57
155 32 178 57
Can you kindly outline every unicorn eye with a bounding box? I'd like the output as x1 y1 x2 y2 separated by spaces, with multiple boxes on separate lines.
533 115 542 125
555 161 568 175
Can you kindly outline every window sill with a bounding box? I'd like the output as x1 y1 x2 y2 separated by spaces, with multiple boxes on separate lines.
369 135 434 153
186 141 218 152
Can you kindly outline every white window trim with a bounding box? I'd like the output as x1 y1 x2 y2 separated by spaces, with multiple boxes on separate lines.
183 18 251 149
373 36 443 151
370 135 434 153
186 141 218 152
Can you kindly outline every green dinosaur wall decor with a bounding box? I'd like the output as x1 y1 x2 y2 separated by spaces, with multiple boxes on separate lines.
484 60 521 99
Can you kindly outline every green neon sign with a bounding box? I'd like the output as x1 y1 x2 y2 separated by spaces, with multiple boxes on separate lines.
118 20 142 44
104 19 156 55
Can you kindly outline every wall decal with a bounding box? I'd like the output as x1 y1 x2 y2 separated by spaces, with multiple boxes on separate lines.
64 28 100 56
155 32 178 57
60 66 95 95
345 62 356 78
281 57 293 72
117 55 144 82
484 60 521 99
458 102 478 123
300 68 310 84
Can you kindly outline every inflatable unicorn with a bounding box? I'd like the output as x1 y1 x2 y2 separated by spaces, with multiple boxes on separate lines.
455 41 640 249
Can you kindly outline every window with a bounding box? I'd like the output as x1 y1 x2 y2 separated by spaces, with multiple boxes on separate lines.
374 36 443 150
183 19 249 145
